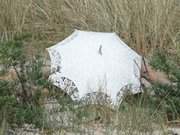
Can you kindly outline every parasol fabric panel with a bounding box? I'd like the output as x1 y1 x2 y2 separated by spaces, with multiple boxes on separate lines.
47 30 142 103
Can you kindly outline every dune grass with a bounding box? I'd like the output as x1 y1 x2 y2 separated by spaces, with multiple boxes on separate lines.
0 0 179 55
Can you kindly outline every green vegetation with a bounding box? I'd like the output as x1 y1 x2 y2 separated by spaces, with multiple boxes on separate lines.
0 40 47 128
1 40 178 134
150 50 180 120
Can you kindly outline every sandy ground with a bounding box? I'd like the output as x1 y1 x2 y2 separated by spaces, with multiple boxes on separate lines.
11 124 180 135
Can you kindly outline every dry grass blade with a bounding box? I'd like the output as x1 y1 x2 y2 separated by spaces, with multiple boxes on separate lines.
0 0 179 55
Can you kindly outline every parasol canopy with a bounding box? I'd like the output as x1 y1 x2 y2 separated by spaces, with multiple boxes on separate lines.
47 30 142 104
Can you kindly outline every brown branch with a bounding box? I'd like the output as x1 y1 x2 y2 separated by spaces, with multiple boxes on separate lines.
13 65 28 103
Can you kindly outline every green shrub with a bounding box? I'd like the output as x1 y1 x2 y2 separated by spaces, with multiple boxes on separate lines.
15 104 44 128
0 40 24 67
0 80 17 124
0 80 44 127
0 39 47 128
26 53 49 87
150 49 170 73
150 50 180 120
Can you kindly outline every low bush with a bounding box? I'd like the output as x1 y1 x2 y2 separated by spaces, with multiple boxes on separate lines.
150 49 180 120
0 39 47 128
